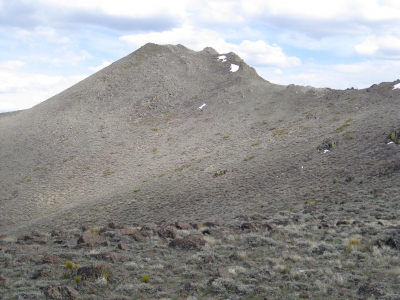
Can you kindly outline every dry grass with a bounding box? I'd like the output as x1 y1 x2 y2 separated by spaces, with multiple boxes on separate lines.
1 199 399 299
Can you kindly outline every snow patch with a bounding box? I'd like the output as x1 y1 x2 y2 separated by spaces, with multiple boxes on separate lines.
230 64 239 72
393 83 400 90
323 149 330 153
387 141 394 144
218 55 227 62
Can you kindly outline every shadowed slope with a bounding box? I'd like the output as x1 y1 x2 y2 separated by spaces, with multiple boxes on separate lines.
0 43 400 234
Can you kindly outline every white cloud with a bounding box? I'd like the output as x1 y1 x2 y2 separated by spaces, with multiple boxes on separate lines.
241 0 400 39
120 25 224 51
242 0 349 19
355 38 378 56
13 26 71 44
0 71 85 112
261 59 400 89
51 50 93 66
88 60 112 72
333 63 367 73
234 40 301 67
355 35 400 58
43 0 187 19
242 0 400 21
35 27 71 44
120 29 300 68
0 60 25 70
190 0 244 24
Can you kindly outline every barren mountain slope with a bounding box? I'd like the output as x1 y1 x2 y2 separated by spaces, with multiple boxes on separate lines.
0 43 399 235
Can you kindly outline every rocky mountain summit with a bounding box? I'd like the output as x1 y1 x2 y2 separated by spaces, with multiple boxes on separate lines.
1 43 400 299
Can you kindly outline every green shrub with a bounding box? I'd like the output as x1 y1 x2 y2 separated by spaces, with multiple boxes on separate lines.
89 228 99 233
274 128 288 136
65 260 74 270
102 169 114 176
335 123 350 133
176 164 191 171
387 129 400 143
391 131 396 140
243 155 255 161
74 275 82 286
65 260 78 270
141 274 150 283
214 170 226 177
349 239 360 246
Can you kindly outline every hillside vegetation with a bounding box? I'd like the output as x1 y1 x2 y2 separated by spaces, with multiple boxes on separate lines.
0 43 400 299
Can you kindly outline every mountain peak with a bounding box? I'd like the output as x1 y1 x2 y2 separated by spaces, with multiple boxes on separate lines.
0 44 399 237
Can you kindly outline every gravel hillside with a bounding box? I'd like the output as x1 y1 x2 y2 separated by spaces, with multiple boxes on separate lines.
0 43 399 237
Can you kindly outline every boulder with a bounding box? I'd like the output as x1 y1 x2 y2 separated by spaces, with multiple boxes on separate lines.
77 232 105 247
336 220 350 226
140 223 158 233
51 228 67 237
108 222 125 229
43 285 80 300
181 281 197 295
115 227 147 242
117 243 129 250
169 234 205 250
357 283 385 298
240 222 259 232
77 264 112 280
317 138 340 153
17 232 48 245
218 267 232 278
175 222 193 230
157 226 177 239
32 268 53 279
42 254 63 264
375 226 400 250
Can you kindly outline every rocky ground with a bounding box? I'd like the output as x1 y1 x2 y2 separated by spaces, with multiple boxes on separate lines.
1 194 400 299
1 43 400 299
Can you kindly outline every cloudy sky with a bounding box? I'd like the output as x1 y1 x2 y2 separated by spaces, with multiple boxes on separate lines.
1 0 400 112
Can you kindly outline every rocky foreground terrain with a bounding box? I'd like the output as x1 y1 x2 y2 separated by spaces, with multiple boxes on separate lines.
1 206 400 299
1 43 400 299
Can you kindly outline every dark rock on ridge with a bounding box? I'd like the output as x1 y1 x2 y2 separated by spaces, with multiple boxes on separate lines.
76 233 105 247
169 234 206 250
42 285 80 300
